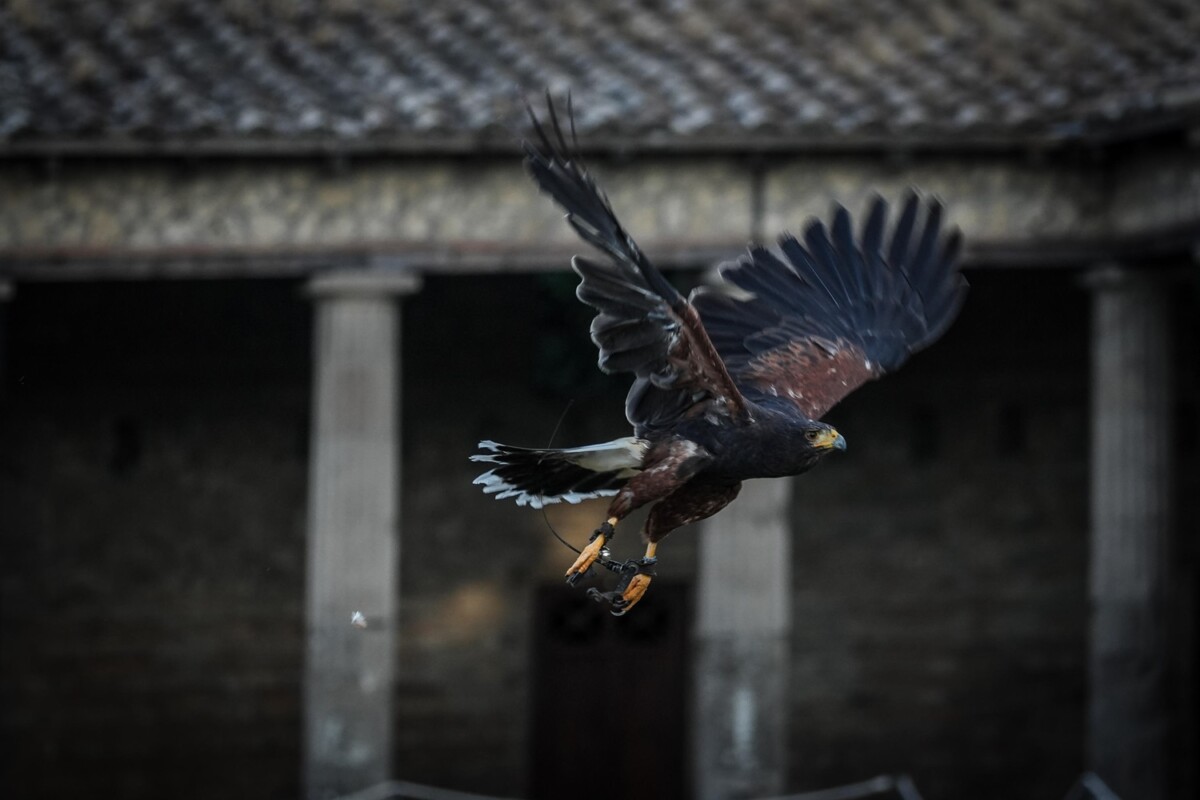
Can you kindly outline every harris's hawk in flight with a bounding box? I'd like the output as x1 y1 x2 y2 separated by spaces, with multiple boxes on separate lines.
473 98 967 615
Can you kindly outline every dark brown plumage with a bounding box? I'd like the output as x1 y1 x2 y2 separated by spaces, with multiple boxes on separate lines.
472 97 967 614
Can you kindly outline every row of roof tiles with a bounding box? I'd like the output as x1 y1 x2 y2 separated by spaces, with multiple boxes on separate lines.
1 0 1198 152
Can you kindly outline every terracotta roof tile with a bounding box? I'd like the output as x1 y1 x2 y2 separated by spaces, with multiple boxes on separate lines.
0 0 1197 152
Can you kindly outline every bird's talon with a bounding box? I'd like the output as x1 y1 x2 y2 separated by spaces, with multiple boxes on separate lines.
565 532 608 581
611 574 653 616
567 522 656 613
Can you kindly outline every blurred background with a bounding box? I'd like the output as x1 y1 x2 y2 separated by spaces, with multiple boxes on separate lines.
0 1 1198 799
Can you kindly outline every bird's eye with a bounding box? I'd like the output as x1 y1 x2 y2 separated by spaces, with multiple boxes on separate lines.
805 430 819 442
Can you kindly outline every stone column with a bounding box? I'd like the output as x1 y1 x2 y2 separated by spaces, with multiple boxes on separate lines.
1086 266 1172 800
694 477 793 800
303 270 421 800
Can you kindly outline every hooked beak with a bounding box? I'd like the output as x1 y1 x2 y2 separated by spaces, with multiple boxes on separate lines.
813 428 847 452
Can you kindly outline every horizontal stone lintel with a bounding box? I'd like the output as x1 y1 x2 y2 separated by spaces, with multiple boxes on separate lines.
0 152 1197 280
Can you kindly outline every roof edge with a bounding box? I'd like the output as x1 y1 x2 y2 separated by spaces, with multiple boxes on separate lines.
0 113 1194 160
2 220 1197 281
0 131 1088 160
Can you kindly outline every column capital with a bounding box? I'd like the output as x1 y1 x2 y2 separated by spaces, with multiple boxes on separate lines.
1080 263 1184 292
306 269 422 300
1081 263 1137 291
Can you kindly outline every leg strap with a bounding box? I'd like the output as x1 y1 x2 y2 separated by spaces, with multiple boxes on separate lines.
589 520 615 543
565 520 619 587
590 520 619 571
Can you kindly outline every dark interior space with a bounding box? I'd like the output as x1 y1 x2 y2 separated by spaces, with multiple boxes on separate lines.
0 269 1195 800
0 279 311 800
530 583 692 800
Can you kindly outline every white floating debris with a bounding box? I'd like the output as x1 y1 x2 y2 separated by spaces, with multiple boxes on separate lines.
351 611 368 629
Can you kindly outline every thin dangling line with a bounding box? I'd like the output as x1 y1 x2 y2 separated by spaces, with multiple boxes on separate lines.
539 398 581 555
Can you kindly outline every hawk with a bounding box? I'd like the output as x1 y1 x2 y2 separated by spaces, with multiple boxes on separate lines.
473 99 967 615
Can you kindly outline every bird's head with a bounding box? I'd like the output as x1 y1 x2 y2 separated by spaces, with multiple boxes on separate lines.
803 422 847 457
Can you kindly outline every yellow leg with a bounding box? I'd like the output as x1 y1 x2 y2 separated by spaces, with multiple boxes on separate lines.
565 517 618 580
612 542 657 616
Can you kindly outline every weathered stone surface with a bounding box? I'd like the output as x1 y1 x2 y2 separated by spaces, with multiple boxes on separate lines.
695 477 792 798
694 635 790 800
1110 147 1200 234
2 152 1164 269
304 274 418 799
1086 270 1173 800
0 158 754 253
3 148 1197 282
763 156 1107 242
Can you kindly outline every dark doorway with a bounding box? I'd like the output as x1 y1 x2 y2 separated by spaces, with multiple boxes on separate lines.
530 582 691 800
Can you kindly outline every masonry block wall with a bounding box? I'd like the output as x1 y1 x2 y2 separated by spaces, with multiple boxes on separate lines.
0 153 1110 263
395 270 1098 799
0 280 311 800
786 271 1092 799
1 270 1194 800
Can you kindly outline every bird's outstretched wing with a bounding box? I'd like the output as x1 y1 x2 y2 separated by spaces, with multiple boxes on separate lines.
692 193 966 421
524 96 748 430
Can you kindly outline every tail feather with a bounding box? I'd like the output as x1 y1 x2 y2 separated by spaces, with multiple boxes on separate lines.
471 437 648 509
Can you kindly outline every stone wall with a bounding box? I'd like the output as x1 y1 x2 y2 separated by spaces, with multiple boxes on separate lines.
0 273 653 799
5 266 1172 800
0 153 1113 276
763 155 1106 242
0 157 754 253
785 270 1093 798
1110 145 1200 234
0 280 311 799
